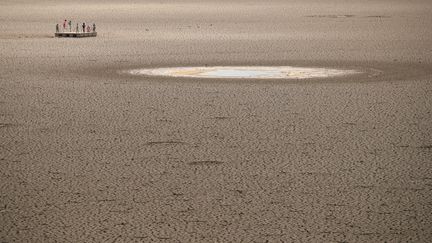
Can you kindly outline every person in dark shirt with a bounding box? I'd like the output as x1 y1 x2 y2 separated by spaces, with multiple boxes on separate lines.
82 22 86 33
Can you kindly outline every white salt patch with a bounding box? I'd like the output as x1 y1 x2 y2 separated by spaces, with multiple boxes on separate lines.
128 66 359 79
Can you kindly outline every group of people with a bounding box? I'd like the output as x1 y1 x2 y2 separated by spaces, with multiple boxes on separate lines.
56 19 96 33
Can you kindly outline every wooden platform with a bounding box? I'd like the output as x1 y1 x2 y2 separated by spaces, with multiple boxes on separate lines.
55 32 97 38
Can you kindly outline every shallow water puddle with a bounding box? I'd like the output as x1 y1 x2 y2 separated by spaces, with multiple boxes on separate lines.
127 66 359 79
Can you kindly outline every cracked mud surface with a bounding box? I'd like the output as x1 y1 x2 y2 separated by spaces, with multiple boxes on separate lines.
1 0 432 242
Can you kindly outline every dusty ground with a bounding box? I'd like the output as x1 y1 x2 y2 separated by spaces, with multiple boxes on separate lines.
1 0 432 242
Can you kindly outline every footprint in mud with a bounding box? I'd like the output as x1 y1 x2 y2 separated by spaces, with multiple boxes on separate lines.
145 141 187 146
188 160 224 166
367 15 391 18
418 145 432 150
210 116 232 120
306 15 355 18
0 123 15 128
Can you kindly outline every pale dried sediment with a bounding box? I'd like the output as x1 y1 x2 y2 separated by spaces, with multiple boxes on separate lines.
128 66 360 79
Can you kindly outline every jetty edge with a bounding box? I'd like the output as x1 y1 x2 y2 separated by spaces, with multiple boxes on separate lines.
55 32 97 38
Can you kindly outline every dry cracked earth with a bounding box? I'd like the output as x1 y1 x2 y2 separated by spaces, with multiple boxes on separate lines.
1 0 432 242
